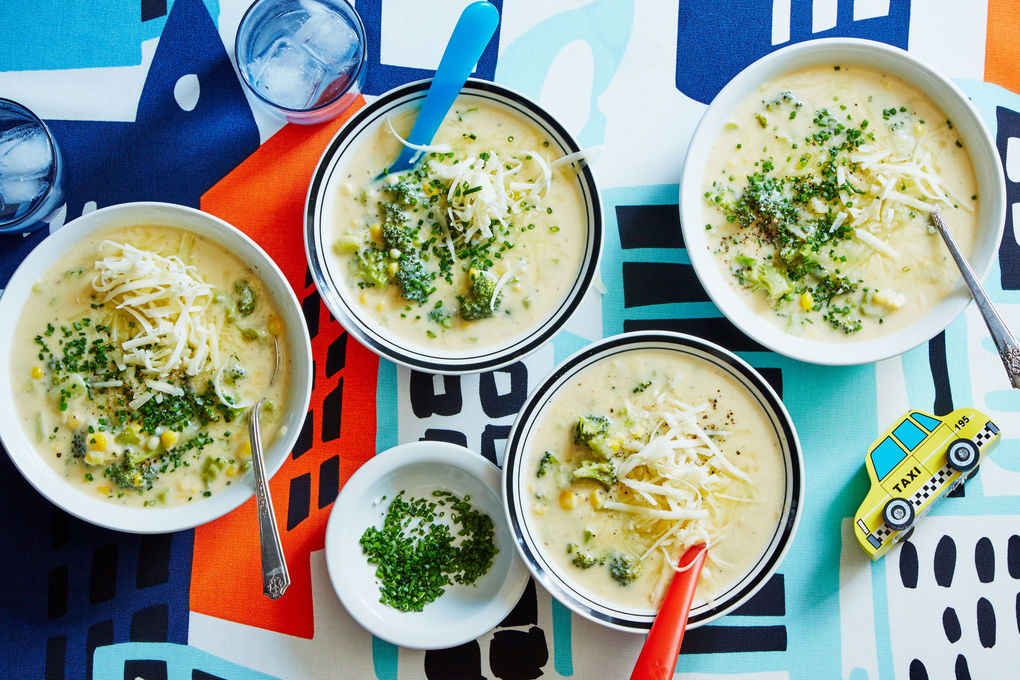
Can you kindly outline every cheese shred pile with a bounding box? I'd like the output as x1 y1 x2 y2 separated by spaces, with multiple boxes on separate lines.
605 387 756 572
91 241 220 379
844 137 971 260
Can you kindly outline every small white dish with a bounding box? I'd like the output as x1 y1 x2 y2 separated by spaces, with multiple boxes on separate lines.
325 440 530 649
0 202 313 534
679 38 1006 365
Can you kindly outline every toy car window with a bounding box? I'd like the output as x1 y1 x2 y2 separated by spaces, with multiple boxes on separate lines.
893 419 927 451
871 437 907 480
911 413 942 432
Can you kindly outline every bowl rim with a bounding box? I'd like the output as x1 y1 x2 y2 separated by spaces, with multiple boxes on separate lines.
0 201 313 533
501 330 804 632
305 77 604 375
678 37 1007 365
324 439 531 649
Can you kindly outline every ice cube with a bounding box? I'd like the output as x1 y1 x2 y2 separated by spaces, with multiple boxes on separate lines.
0 175 47 206
250 37 326 110
294 0 360 73
0 125 51 178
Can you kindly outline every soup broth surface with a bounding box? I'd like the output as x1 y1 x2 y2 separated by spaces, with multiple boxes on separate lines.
525 349 786 611
326 99 588 352
13 225 290 507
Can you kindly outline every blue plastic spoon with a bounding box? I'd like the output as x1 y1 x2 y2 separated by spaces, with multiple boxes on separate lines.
382 1 500 177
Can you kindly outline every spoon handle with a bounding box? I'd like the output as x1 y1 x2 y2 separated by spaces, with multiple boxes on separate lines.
249 400 291 599
930 212 1020 389
630 543 708 680
386 1 499 175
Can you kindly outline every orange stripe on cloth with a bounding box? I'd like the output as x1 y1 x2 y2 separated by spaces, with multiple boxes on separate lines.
986 0 1020 93
192 99 379 638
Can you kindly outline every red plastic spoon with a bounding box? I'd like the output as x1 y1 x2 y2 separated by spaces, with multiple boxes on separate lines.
629 543 708 680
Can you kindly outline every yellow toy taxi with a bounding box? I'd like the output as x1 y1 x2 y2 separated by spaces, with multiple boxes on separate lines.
854 407 1000 560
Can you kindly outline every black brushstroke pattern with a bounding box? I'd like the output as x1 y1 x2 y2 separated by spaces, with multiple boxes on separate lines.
977 597 996 648
622 261 709 307
489 627 548 680
909 658 929 680
616 204 684 249
975 537 995 583
1008 535 1020 579
424 641 484 680
928 332 953 416
286 473 311 530
996 106 1020 290
955 654 972 680
943 607 962 644
934 535 957 587
89 543 118 604
899 540 919 589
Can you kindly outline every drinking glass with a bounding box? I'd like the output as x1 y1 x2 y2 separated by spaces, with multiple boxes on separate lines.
0 98 65 233
235 0 367 124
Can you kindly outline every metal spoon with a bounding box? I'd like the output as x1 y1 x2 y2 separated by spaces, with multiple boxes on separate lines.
249 397 290 599
930 211 1020 388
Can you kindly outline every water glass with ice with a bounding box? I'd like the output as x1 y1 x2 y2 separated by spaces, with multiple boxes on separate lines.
235 0 367 124
0 99 65 233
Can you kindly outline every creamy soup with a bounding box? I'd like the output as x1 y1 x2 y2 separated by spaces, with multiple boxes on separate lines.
327 100 587 350
702 64 978 340
525 349 786 611
13 225 290 507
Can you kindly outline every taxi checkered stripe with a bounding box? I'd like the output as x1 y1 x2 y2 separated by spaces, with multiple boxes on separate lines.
910 466 953 506
974 425 995 448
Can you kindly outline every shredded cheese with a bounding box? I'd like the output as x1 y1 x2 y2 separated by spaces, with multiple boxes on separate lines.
91 241 219 378
604 393 757 574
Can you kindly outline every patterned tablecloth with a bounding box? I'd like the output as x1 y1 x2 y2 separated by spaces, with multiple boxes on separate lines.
2 1 1020 678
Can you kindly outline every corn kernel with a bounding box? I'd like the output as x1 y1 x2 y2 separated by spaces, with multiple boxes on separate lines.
369 223 382 240
88 433 107 452
387 262 399 276
589 490 603 509
799 291 814 311
65 413 83 430
160 430 178 448
31 366 43 379
267 316 284 336
532 503 546 516
97 486 111 495
239 441 252 458
225 465 236 478
559 489 577 510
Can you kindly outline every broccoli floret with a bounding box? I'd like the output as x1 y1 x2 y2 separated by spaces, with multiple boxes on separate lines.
234 280 257 317
459 271 502 321
379 211 415 256
537 451 558 478
394 256 434 303
355 248 390 288
428 307 452 328
390 176 426 207
574 415 610 447
608 554 642 586
572 461 617 488
71 431 86 458
572 550 601 569
103 460 157 490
